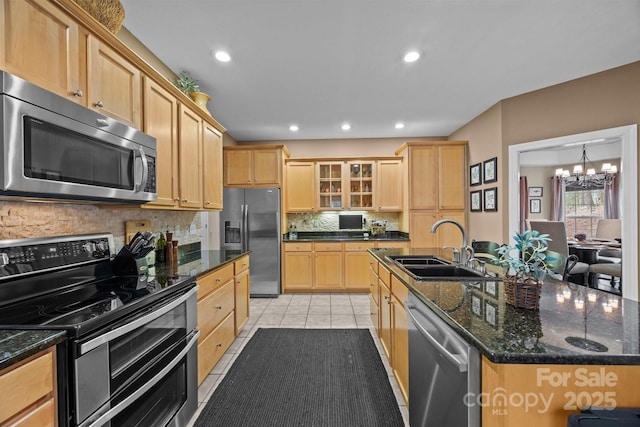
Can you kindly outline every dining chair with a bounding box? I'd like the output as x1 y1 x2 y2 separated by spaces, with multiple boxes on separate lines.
544 249 579 282
589 263 622 294
594 219 622 264
527 220 590 286
471 240 501 260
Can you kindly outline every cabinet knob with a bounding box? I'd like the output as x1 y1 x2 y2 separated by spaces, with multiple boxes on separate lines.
93 100 104 108
216 277 222 282
73 89 83 97
174 198 180 202
216 305 223 310
182 199 188 203
205 201 210 205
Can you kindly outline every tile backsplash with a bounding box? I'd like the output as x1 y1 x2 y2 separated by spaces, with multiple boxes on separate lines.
286 212 399 232
0 201 202 250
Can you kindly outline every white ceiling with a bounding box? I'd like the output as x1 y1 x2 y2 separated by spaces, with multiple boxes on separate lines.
120 0 640 142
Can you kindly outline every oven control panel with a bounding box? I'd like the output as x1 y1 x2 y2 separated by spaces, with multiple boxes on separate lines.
0 234 115 279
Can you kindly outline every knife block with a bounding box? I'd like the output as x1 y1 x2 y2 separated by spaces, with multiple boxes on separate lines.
113 246 149 276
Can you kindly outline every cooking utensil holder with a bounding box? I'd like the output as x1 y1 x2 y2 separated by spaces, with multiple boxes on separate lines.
113 246 149 276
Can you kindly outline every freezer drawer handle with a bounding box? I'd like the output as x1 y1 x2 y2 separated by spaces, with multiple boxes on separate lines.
405 301 468 372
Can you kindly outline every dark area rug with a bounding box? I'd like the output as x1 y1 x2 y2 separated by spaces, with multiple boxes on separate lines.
194 328 404 427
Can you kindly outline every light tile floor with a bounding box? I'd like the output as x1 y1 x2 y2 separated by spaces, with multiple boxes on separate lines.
187 293 410 426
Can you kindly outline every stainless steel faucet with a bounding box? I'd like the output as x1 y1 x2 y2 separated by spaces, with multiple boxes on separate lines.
431 219 474 265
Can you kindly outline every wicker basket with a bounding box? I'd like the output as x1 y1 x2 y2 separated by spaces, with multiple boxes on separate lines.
503 275 542 309
370 225 386 236
74 0 125 34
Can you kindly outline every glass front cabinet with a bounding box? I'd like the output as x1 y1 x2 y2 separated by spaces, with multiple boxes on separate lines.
317 162 345 210
348 161 375 210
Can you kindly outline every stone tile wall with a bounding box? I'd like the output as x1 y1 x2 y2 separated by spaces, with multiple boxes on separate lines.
0 201 202 250
285 212 400 232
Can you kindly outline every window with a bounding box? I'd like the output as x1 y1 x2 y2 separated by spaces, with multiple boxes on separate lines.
564 184 605 239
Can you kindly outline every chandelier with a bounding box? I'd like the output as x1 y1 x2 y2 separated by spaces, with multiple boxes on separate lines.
555 144 617 189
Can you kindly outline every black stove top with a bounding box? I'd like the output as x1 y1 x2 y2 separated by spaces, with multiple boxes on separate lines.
0 233 195 339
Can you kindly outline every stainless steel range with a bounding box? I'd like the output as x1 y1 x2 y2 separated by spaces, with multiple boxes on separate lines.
0 234 198 427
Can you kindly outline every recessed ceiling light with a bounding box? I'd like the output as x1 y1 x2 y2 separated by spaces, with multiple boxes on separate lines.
395 122 405 129
214 50 231 62
403 51 420 63
341 123 351 131
289 124 299 132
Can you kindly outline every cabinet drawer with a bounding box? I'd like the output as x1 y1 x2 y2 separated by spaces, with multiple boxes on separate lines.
234 255 250 274
344 241 376 251
0 349 54 425
391 275 409 303
9 397 55 427
197 263 234 299
314 242 342 251
378 263 391 286
284 242 313 252
377 241 410 248
197 280 235 342
197 312 235 385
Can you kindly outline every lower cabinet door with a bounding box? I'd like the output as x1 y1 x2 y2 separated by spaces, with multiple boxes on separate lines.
197 312 235 385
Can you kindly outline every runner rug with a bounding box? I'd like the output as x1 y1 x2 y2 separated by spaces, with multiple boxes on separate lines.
193 328 404 427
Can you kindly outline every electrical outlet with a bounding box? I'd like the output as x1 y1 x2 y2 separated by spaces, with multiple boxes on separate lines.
189 224 196 235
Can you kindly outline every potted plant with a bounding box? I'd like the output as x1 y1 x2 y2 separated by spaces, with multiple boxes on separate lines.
174 71 211 114
493 230 555 309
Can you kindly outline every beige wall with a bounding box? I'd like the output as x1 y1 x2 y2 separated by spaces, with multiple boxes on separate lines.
448 103 503 241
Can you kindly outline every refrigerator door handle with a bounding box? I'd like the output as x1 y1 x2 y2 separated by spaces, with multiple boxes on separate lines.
243 203 249 252
239 204 246 251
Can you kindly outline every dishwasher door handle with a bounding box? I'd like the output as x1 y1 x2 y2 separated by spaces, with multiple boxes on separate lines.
405 302 468 373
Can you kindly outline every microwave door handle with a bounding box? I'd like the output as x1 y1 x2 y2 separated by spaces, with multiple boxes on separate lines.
135 147 149 192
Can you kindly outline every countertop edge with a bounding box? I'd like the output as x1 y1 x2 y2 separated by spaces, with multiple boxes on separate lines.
0 330 66 371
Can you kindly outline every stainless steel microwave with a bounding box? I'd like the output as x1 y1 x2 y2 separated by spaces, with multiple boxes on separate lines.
0 71 157 203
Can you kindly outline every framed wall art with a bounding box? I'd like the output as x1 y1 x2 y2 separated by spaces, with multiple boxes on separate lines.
483 157 497 183
470 190 482 212
528 186 543 197
470 163 482 186
530 199 541 214
483 187 497 212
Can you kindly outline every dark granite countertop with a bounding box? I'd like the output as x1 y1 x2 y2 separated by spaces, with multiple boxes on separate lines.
151 249 251 278
0 330 66 371
283 231 409 242
370 247 639 365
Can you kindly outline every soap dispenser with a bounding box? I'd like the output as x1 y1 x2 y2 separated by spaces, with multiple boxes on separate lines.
289 224 298 240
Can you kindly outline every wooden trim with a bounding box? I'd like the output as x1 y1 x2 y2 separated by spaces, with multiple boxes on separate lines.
395 140 468 156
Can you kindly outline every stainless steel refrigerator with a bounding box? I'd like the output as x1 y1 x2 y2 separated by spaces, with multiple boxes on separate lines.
220 187 281 297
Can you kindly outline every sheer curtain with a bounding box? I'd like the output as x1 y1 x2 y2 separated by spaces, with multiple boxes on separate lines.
604 173 620 219
550 176 565 221
519 176 528 233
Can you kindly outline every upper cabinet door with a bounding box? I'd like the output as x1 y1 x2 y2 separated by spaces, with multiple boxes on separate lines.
87 36 141 127
438 145 466 210
0 0 85 102
409 145 438 210
178 104 203 209
202 123 223 210
142 77 178 207
252 149 281 185
224 149 253 185
285 161 315 212
376 159 402 212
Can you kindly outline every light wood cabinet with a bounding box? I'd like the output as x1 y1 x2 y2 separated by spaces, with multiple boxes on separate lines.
397 141 467 248
378 272 392 360
314 242 343 289
369 256 380 331
202 123 223 210
283 242 314 290
178 104 203 209
224 146 289 187
390 276 409 404
142 77 179 207
317 162 345 210
346 161 375 210
376 159 403 211
285 161 315 212
87 36 141 127
197 258 250 385
0 347 56 426
233 255 250 334
410 210 467 248
0 0 85 104
344 241 376 291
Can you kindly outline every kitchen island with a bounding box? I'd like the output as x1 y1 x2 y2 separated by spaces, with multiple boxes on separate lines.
369 247 640 426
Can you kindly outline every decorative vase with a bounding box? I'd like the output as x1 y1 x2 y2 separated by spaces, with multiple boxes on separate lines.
503 274 542 309
189 91 211 115
73 0 125 34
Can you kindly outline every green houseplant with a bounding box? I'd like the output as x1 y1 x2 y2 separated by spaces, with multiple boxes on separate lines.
494 230 555 309
174 71 200 95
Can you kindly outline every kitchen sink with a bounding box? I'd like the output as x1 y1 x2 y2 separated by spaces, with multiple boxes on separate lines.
387 255 491 281
402 265 485 279
387 255 448 266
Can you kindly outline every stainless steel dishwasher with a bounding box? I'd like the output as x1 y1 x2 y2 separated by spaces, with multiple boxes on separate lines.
405 291 480 427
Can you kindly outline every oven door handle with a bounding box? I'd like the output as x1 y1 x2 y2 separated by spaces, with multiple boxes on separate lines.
80 330 200 427
79 285 198 355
